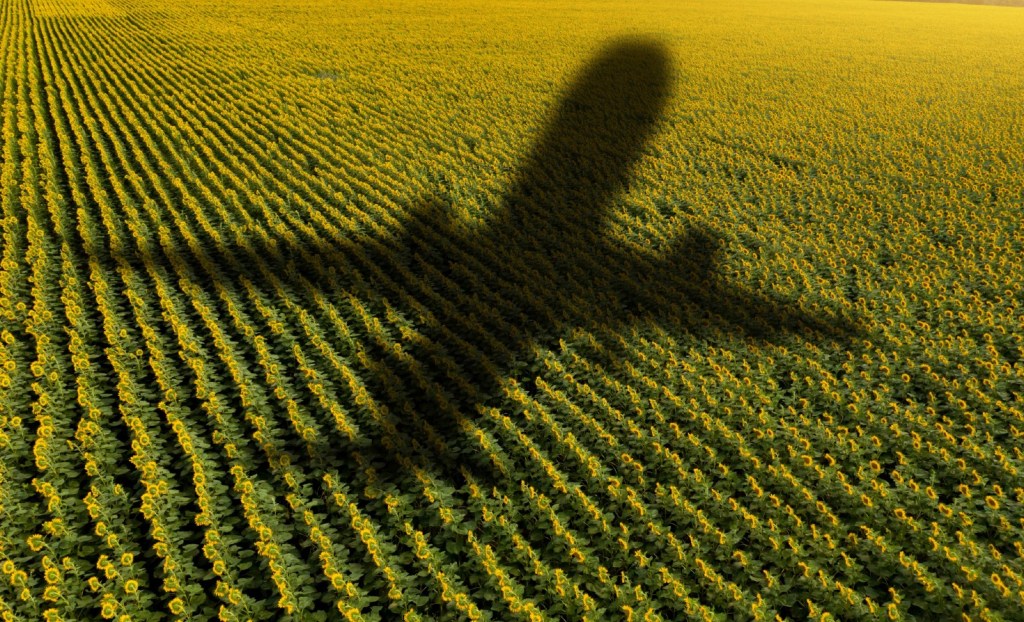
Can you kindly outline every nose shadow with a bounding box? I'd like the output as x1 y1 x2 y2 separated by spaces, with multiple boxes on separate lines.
105 37 862 491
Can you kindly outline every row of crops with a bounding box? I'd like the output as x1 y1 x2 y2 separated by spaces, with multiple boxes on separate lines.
1 0 1023 619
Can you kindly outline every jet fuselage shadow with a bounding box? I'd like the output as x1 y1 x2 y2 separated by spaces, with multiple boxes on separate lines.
102 38 863 493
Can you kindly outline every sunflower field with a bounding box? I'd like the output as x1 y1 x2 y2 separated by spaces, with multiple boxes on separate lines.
1 0 1023 619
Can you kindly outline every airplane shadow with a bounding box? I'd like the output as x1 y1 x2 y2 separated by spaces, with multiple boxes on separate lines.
106 38 863 494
